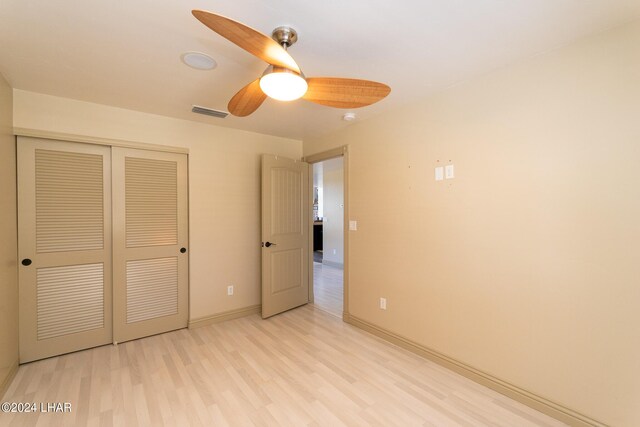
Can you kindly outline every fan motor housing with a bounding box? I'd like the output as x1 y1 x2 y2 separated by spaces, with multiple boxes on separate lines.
272 26 298 47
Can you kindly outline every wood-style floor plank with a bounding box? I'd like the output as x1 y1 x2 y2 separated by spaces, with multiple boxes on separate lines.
1 306 566 426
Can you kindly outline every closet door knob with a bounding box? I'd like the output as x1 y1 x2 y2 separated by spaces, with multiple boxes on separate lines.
180 247 187 254
22 258 32 266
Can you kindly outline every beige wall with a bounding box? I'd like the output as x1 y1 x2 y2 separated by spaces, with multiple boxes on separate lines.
13 90 302 321
0 74 18 397
304 20 640 427
322 157 344 266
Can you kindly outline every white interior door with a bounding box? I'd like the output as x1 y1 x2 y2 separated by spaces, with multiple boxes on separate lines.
18 137 112 363
261 155 309 318
112 148 189 343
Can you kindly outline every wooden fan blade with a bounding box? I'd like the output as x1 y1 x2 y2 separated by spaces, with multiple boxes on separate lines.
192 10 300 73
303 78 391 108
228 79 267 117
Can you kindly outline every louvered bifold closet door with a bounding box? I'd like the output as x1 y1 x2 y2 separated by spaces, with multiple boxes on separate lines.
17 137 112 363
112 148 188 343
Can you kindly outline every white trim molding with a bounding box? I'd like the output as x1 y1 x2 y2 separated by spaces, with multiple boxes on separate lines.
13 128 189 154
0 360 19 400
188 305 261 329
346 315 605 427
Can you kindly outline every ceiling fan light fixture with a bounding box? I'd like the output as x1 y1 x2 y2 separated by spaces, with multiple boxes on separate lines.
259 66 308 101
192 10 390 116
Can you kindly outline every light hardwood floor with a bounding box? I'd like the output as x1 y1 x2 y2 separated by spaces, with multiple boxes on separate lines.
1 306 566 427
312 261 343 317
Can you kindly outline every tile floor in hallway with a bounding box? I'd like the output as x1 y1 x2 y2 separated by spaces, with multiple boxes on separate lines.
312 261 343 318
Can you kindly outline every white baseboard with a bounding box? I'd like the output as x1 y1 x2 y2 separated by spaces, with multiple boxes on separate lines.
0 359 19 400
188 304 261 329
346 315 604 427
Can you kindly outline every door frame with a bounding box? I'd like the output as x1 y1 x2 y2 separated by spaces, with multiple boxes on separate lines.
302 146 350 321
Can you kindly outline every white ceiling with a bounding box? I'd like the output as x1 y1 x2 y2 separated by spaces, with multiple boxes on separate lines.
1 1 639 140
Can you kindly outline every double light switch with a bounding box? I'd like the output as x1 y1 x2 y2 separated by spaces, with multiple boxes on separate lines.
435 164 454 181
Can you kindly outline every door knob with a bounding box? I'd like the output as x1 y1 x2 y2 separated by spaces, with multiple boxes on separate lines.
264 242 276 247
180 247 187 253
22 258 32 266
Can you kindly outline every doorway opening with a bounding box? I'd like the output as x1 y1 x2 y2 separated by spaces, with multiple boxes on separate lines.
310 156 344 317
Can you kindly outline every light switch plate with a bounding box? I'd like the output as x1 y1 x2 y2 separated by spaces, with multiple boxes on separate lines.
380 298 387 310
445 164 455 179
435 166 444 181
227 285 234 296
349 220 357 231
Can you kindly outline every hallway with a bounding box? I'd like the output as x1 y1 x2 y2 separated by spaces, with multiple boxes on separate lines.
312 261 343 318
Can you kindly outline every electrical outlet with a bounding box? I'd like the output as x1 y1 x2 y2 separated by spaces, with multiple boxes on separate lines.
227 285 234 296
380 297 387 310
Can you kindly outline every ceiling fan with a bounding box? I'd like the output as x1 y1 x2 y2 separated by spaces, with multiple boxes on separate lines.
192 10 391 117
